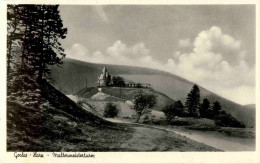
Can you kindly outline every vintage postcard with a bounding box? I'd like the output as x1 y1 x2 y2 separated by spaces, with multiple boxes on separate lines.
0 0 259 163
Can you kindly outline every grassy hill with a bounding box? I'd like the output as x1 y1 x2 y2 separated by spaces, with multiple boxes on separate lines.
74 86 174 119
7 80 133 151
7 80 219 151
101 87 174 110
50 58 255 127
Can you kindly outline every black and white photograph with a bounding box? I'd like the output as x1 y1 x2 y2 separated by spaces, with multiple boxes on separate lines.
0 0 259 163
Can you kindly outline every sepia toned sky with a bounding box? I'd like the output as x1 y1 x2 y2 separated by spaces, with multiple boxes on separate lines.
59 5 255 105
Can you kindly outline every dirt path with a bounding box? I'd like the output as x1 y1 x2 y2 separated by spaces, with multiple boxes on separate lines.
106 118 254 151
105 118 219 151
119 125 220 151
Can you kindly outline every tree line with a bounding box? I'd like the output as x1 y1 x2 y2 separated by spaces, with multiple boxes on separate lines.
7 5 67 106
95 83 245 128
163 84 245 128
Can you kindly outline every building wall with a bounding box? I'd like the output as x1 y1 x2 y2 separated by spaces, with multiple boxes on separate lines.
98 79 106 86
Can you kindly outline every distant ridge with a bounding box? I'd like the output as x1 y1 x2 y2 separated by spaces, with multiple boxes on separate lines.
50 58 255 127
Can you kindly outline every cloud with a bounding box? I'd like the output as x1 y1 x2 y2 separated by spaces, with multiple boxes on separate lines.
166 26 255 103
178 38 191 48
66 26 255 104
66 44 90 61
66 40 160 68
193 26 244 65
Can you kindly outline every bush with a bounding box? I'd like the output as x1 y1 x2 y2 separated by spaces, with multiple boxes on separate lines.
162 100 185 123
103 102 119 118
112 76 125 87
214 112 245 128
77 100 83 107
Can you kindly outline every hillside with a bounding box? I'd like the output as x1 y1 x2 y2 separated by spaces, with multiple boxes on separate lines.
120 75 255 127
50 58 255 127
7 80 133 151
73 86 174 120
102 87 174 111
244 104 255 110
7 80 219 151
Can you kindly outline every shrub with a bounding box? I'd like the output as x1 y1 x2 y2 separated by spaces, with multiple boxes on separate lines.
103 102 119 118
214 113 245 128
162 100 185 123
77 100 83 107
112 76 125 87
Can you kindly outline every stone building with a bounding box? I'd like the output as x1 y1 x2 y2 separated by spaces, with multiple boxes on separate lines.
97 67 112 87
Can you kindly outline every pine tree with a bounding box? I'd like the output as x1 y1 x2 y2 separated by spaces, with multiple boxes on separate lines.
199 98 211 118
185 84 200 117
212 101 222 115
7 5 67 107
37 5 67 81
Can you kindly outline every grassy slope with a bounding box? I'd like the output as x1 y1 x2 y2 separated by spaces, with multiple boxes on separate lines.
101 87 174 110
75 86 174 119
7 81 219 152
50 58 255 127
7 81 133 151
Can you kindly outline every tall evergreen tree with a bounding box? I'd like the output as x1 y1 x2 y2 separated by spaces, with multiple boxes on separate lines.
199 98 211 118
38 5 67 81
185 84 200 117
212 101 222 115
7 5 67 106
7 5 30 95
7 5 67 81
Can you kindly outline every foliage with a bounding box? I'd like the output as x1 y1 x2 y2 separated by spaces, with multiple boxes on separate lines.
134 92 157 123
185 84 200 117
215 113 245 128
136 83 142 88
103 102 119 118
183 86 245 127
212 101 222 115
200 100 245 128
112 76 125 87
7 5 67 81
163 100 184 123
77 100 84 107
199 98 211 118
7 5 67 106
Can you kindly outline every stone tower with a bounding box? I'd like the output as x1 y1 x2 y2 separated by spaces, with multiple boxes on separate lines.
97 67 111 86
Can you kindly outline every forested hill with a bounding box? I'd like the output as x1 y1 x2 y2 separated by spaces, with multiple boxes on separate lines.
50 58 255 127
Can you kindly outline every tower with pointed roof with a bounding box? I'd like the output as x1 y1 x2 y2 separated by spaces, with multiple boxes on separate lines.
98 67 112 86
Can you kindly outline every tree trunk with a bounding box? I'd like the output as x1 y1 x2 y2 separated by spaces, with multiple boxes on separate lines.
136 114 142 123
21 23 28 72
38 5 44 82
7 7 18 77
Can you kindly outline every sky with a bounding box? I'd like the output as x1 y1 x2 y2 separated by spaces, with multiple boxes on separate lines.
59 5 255 105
